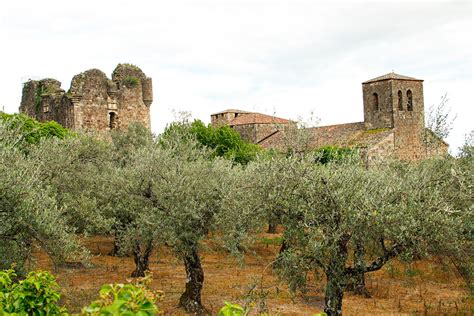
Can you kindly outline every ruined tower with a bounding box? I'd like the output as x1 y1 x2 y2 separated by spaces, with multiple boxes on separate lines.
362 73 425 159
19 63 153 132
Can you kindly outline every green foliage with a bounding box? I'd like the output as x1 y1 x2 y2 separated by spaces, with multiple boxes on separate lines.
1 122 88 272
426 93 455 140
0 270 163 316
120 63 141 71
218 302 247 316
458 130 473 158
82 275 162 315
162 119 261 164
33 83 57 112
312 145 356 164
34 86 44 112
364 127 389 135
0 112 70 150
115 125 236 311
231 154 471 315
27 134 114 235
111 123 154 167
260 236 283 246
0 269 67 315
404 265 422 278
124 76 140 88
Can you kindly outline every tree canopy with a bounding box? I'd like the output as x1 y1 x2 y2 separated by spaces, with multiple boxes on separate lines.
162 119 261 164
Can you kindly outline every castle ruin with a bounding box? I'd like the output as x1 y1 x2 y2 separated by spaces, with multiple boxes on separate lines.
19 64 152 131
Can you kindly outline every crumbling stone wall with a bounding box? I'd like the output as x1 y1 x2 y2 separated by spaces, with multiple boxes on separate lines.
19 63 152 132
20 79 75 128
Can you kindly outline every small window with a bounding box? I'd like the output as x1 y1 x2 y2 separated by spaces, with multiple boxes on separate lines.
372 93 379 111
407 90 413 111
109 112 118 129
398 90 403 110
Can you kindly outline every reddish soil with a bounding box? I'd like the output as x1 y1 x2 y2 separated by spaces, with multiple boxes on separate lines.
32 235 472 315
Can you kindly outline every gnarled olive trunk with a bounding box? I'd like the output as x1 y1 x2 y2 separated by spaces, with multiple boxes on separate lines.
179 245 209 315
273 238 288 269
131 240 153 277
267 221 278 234
347 240 370 297
110 230 122 256
323 233 350 316
324 271 345 316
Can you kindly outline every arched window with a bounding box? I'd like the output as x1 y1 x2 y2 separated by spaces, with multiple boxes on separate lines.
407 90 413 111
372 93 379 111
398 90 403 110
109 112 118 129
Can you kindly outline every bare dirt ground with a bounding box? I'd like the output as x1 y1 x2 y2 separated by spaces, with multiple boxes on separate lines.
32 234 472 315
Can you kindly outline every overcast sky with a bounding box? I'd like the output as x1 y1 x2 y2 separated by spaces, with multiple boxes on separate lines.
0 0 472 152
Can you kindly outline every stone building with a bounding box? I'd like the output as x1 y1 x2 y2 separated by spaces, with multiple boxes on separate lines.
19 64 152 131
211 73 448 162
211 109 296 144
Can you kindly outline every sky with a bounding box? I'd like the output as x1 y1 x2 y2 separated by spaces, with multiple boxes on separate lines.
0 0 472 153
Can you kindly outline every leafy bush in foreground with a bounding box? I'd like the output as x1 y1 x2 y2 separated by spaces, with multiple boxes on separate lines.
0 270 163 315
82 274 163 315
0 112 70 150
0 269 67 315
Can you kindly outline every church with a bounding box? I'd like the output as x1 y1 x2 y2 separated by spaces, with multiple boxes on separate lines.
210 73 448 162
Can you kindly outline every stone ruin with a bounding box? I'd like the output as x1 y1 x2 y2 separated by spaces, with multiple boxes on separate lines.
19 63 153 132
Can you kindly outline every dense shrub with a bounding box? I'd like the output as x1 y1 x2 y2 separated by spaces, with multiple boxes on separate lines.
0 269 67 315
82 274 162 315
0 270 163 315
123 76 140 88
162 119 261 164
0 112 70 151
312 145 356 164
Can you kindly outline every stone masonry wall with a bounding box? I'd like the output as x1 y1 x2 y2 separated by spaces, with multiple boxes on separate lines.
20 79 75 128
232 124 256 143
19 64 152 132
363 80 394 129
390 80 425 160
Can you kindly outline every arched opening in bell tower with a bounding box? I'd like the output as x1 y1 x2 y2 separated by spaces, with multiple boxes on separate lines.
398 90 403 110
407 90 413 111
372 93 379 111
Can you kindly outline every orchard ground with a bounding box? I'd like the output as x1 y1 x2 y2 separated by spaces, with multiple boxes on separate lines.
32 233 472 315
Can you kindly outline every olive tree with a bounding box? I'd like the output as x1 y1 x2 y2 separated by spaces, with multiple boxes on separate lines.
0 122 88 273
105 123 155 256
26 135 113 235
116 127 235 314
426 93 456 140
458 130 474 158
245 155 468 316
105 151 159 277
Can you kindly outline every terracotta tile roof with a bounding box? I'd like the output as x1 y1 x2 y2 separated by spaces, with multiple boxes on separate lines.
259 122 395 150
229 113 294 126
211 109 252 115
363 72 422 84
